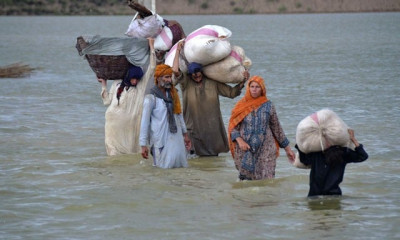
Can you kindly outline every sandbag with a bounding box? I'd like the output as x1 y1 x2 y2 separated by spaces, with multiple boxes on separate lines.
183 25 232 66
125 14 164 38
202 45 252 83
295 109 354 153
154 26 173 51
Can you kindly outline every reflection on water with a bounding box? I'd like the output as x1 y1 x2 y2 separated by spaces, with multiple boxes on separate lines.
307 196 343 211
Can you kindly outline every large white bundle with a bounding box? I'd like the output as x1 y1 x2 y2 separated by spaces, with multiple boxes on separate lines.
183 25 232 66
164 25 233 72
125 14 164 38
296 109 354 153
154 26 173 51
202 45 252 83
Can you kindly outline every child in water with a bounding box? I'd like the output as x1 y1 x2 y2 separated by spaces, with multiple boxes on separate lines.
295 129 368 197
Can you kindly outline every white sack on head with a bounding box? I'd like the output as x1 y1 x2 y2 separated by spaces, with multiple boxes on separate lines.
202 45 252 83
154 26 173 51
296 109 354 153
125 14 163 38
183 25 232 66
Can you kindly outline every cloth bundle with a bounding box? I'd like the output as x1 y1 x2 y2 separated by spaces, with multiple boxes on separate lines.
154 26 174 50
165 25 251 83
77 35 150 80
165 25 232 69
202 45 252 83
183 25 232 66
295 109 354 154
125 14 164 38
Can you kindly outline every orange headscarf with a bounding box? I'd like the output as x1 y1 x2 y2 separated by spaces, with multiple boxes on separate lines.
228 75 279 158
154 64 182 114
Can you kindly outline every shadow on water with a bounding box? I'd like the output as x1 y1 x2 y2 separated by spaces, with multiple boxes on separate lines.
187 155 232 171
306 196 343 211
229 176 301 208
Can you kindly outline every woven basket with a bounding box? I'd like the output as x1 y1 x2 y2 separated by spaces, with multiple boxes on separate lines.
76 36 130 80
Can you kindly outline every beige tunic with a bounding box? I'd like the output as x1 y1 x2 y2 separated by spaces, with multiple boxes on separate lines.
101 50 156 156
177 75 242 156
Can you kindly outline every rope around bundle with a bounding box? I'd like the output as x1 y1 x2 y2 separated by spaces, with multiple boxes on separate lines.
310 112 332 152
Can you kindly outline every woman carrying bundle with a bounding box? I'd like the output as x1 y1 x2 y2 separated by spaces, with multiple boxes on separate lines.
295 129 368 197
98 38 156 156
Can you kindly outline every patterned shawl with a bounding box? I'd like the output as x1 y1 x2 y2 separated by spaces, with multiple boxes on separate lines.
228 75 279 158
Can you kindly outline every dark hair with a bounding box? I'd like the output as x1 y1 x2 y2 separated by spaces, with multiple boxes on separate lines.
116 82 126 106
324 145 345 166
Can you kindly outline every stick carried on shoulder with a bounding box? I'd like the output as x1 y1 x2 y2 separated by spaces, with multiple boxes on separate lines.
127 0 153 18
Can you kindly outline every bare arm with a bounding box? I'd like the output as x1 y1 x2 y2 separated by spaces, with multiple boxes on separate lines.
172 40 184 77
348 129 360 147
172 40 187 88
98 78 113 105
345 129 368 163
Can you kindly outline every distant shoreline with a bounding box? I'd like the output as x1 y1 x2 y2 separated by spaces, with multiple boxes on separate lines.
1 0 399 16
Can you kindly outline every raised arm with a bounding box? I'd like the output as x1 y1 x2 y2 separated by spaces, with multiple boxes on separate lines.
172 40 187 88
172 40 184 77
345 129 368 163
98 78 113 106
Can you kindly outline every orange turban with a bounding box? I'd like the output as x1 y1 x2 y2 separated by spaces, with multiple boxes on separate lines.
154 64 182 114
154 64 173 81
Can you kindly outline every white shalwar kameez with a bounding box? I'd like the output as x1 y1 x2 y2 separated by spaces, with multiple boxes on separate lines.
139 94 188 168
101 50 156 156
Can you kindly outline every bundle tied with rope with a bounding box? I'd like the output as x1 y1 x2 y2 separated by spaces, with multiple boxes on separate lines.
295 109 355 154
293 109 355 169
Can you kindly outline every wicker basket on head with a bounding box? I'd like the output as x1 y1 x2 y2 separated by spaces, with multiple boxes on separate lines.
76 36 130 80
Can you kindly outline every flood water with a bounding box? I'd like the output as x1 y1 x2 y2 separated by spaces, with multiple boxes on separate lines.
0 13 399 239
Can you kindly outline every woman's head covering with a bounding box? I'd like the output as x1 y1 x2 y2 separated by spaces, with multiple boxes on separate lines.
154 64 182 114
187 62 202 74
228 75 279 158
123 65 144 87
116 65 144 105
246 75 267 98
